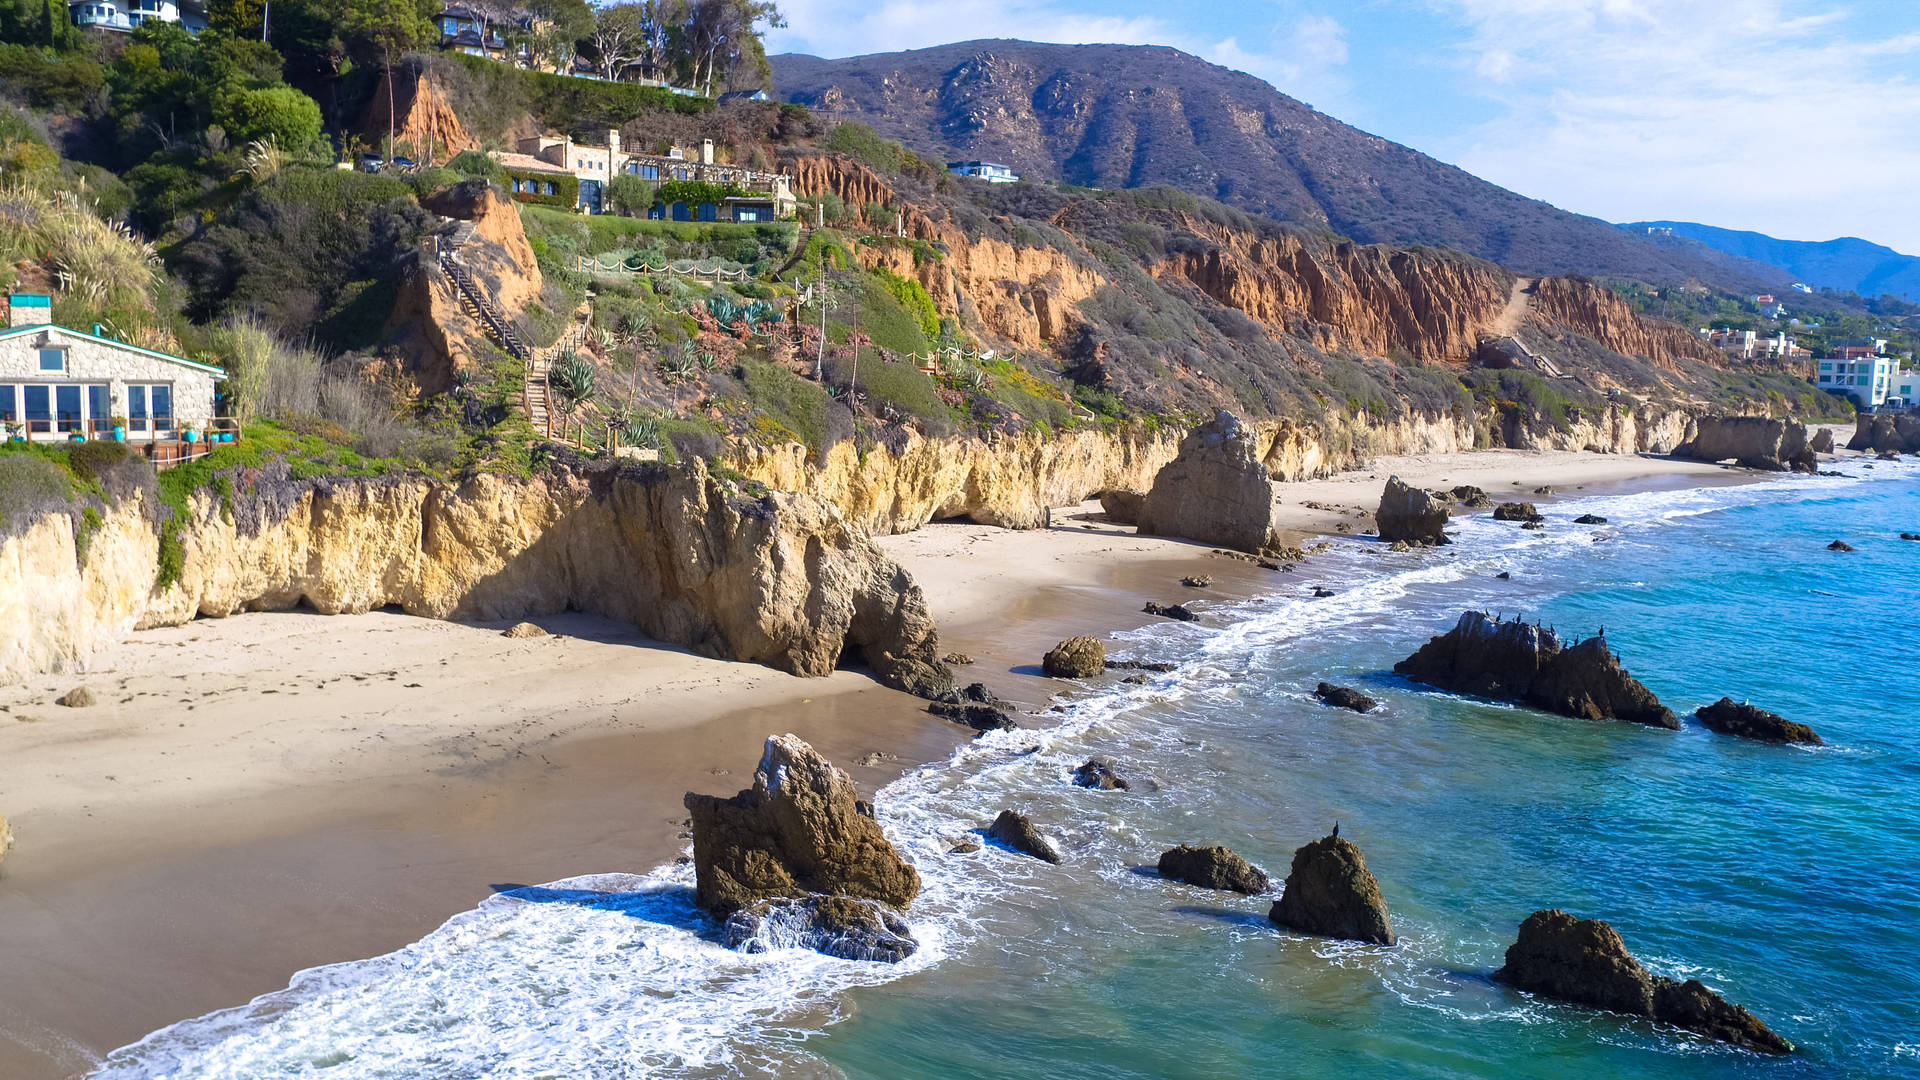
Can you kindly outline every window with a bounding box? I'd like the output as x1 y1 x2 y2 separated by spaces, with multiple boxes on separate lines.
1856 375 1868 386
38 347 64 372
0 385 13 423
444 17 456 33
127 384 172 432
542 182 556 195
1819 363 1831 371
23 385 48 433
55 384 81 432
632 164 658 179
88 384 109 433
128 384 147 431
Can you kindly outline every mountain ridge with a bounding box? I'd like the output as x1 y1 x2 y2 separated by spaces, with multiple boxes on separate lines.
768 40 1787 291
1625 220 1920 301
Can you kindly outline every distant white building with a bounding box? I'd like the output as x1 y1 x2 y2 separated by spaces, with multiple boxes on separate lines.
69 0 201 32
1816 355 1900 408
948 160 1019 183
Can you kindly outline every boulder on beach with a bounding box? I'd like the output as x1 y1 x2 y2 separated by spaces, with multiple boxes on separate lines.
1072 759 1130 790
928 683 1017 731
1679 415 1816 473
1376 476 1451 546
1043 636 1106 678
1099 488 1146 525
1450 485 1493 508
1394 611 1678 728
1695 698 1822 745
721 894 918 963
683 734 921 916
55 686 95 708
1144 601 1198 621
502 621 548 639
1314 682 1378 713
987 809 1061 863
1181 574 1213 588
942 652 975 665
1810 427 1835 454
1492 502 1540 522
1269 834 1395 945
1827 540 1854 551
1847 409 1920 454
1136 411 1284 555
1494 909 1792 1054
1158 844 1271 894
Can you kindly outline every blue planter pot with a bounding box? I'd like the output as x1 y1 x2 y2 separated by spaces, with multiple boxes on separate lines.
113 427 126 441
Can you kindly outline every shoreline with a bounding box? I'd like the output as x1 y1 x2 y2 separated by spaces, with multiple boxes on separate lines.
0 446 1809 1078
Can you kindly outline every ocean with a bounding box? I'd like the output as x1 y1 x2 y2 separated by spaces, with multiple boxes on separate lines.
92 458 1920 1080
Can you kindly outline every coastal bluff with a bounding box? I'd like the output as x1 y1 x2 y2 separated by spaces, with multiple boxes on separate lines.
0 459 950 695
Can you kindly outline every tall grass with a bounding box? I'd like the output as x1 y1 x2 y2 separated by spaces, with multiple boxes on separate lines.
0 182 158 311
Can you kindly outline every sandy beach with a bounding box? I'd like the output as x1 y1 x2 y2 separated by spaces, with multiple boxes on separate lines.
0 445 1785 1078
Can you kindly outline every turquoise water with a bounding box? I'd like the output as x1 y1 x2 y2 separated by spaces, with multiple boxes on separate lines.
94 462 1920 1079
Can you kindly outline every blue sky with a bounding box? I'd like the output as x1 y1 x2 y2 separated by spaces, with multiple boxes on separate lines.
767 1 1920 255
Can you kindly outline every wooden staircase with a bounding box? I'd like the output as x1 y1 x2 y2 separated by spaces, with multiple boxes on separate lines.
437 233 552 438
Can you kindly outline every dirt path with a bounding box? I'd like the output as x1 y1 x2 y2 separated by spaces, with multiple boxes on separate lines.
1494 276 1534 336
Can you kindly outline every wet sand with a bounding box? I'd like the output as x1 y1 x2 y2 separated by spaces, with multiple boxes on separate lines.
0 446 1770 1078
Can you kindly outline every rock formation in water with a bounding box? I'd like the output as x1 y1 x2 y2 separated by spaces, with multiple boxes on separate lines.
987 809 1061 863
1269 834 1396 945
720 894 919 963
1072 759 1130 790
1848 410 1920 454
1494 909 1792 1054
684 734 921 917
1043 636 1106 677
1695 698 1822 745
1573 514 1608 525
1492 502 1541 522
1394 611 1678 729
1136 412 1282 554
1100 489 1146 525
927 682 1018 731
1158 844 1270 894
2 459 952 698
1449 485 1493 508
1375 476 1450 546
1681 416 1817 473
1827 540 1855 552
1315 683 1378 713
1143 602 1198 621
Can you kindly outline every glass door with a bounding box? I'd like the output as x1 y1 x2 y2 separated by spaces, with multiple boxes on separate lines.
128 384 148 432
23 384 50 435
55 384 81 433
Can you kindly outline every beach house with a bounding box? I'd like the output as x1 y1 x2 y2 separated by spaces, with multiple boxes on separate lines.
947 160 1020 183
493 133 795 219
1815 353 1898 408
0 294 225 447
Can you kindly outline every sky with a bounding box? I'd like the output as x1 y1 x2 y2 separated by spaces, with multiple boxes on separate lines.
765 0 1920 254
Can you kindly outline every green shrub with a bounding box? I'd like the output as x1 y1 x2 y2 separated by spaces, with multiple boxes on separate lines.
741 361 839 458
212 86 323 154
826 121 902 174
871 267 939 341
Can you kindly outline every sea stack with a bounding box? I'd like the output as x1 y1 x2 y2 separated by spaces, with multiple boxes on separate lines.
1157 844 1270 894
1375 476 1450 546
1494 909 1792 1054
1136 411 1283 555
1394 611 1678 728
1695 698 1823 745
1269 833 1396 945
683 734 921 917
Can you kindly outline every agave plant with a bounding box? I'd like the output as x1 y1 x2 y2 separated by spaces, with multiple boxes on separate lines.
547 349 597 414
622 413 662 449
659 343 699 380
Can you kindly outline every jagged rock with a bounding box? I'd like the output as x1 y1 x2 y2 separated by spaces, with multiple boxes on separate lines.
1394 611 1678 728
1106 659 1178 672
1269 834 1395 945
1695 698 1822 745
928 682 1018 730
1099 488 1146 525
721 895 918 963
1375 476 1450 546
1158 844 1270 894
1848 409 1920 453
502 621 548 638
1181 574 1213 588
1496 571 1512 579
1810 427 1835 453
1681 415 1816 473
1136 412 1283 555
948 837 981 854
55 686 95 707
1122 673 1148 684
683 734 921 916
1877 451 1901 461
987 809 1060 863
1573 514 1609 525
1311 586 1335 597
1314 682 1378 713
1072 759 1130 790
1493 502 1540 521
1827 540 1854 551
1901 533 1920 542
943 652 975 665
1534 486 1555 495
1043 636 1106 677
1450 485 1493 508
1143 601 1198 621
1520 520 1545 531
1494 909 1792 1054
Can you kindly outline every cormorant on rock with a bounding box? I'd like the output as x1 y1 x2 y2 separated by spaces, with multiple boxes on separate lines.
1331 821 1340 839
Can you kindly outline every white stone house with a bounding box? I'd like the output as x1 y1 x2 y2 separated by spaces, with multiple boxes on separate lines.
0 294 224 442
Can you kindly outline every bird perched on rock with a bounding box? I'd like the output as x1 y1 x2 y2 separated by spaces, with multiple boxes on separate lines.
1331 821 1340 838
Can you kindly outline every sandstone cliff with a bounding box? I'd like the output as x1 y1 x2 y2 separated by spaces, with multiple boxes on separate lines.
389 181 545 392
1527 277 1724 371
363 67 478 164
1 461 949 694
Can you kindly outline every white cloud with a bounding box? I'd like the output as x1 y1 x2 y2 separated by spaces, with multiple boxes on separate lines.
1429 0 1920 252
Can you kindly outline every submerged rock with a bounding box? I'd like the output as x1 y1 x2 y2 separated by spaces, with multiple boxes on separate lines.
1394 611 1678 729
1573 514 1609 525
1143 602 1198 621
1072 759 1130 790
1376 476 1451 546
1043 636 1106 678
502 621 548 638
1106 659 1179 673
683 734 921 916
1695 698 1822 745
1099 488 1146 525
721 895 918 963
1269 834 1395 945
987 809 1061 863
1136 412 1284 555
1493 502 1540 522
1901 533 1920 542
1827 540 1854 551
1494 909 1792 1054
1158 844 1270 894
1520 520 1545 531
1314 682 1378 713
927 700 1018 731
